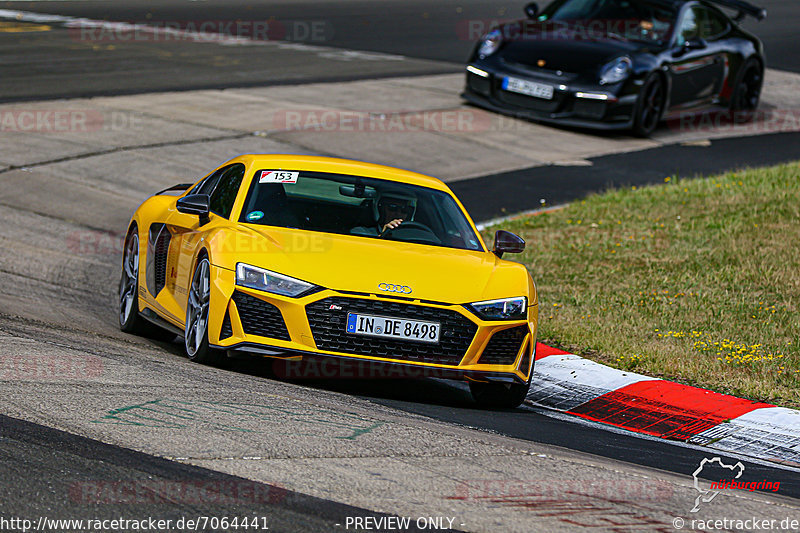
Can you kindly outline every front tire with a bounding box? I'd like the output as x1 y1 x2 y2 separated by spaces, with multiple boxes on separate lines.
119 229 144 333
119 227 177 341
469 380 530 409
632 75 665 137
184 257 222 365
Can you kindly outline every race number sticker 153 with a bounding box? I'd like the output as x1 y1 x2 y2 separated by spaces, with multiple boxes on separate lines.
259 170 299 184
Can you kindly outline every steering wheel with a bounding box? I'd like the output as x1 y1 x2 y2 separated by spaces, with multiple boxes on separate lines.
381 221 440 244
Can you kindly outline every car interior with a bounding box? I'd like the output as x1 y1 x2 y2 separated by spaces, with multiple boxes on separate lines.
237 175 481 251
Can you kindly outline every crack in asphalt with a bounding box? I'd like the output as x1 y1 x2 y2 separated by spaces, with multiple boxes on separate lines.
0 131 253 176
0 266 98 297
167 452 527 460
0 312 163 352
0 195 131 235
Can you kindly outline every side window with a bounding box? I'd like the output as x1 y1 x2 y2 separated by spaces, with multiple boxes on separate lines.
209 163 246 219
676 7 702 46
188 167 225 196
701 7 729 40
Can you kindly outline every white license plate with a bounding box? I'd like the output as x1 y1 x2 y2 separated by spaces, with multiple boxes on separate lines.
502 77 554 100
346 313 440 344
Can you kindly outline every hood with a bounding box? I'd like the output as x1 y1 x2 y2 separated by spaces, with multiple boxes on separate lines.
210 225 531 305
496 23 643 74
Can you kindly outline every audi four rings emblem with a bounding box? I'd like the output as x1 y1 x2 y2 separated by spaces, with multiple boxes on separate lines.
378 283 412 294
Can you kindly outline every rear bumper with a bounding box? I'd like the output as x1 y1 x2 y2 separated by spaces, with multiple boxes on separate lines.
463 64 637 130
207 266 537 385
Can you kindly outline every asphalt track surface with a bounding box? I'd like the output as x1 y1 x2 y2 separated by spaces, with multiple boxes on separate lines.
455 131 800 221
2 0 800 529
317 378 800 499
0 0 797 101
0 414 437 533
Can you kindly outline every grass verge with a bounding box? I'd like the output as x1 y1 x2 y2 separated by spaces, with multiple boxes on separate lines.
485 162 800 408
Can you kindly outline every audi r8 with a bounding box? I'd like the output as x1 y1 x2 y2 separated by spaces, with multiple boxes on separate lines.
119 155 537 408
462 0 766 136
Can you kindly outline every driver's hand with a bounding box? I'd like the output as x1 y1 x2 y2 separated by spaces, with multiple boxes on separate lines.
381 219 403 233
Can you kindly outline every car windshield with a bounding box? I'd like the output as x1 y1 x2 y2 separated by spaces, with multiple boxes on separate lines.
538 0 675 44
238 170 484 252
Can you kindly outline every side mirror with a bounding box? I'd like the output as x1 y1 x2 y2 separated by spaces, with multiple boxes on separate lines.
685 37 707 50
672 37 706 57
524 2 539 18
176 194 210 224
678 37 707 53
493 230 525 258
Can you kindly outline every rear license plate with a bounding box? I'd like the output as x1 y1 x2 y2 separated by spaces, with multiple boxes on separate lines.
502 76 554 100
346 313 440 344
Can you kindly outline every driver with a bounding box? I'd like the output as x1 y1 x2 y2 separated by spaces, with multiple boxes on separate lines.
351 191 417 237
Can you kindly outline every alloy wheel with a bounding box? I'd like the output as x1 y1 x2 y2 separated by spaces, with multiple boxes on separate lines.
639 79 664 134
185 258 210 357
119 233 139 326
736 67 762 111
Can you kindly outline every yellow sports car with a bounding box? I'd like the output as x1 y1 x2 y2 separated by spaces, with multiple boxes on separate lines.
119 155 537 407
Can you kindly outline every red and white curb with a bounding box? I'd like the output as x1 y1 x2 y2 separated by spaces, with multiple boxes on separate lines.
527 343 800 468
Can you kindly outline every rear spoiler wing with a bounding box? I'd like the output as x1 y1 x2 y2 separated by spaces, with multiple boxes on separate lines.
706 0 766 21
155 183 194 195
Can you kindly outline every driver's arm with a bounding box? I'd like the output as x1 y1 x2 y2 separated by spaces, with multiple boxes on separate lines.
381 219 403 233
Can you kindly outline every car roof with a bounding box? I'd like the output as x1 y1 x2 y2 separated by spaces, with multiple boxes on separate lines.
223 154 451 191
635 0 722 9
644 0 766 19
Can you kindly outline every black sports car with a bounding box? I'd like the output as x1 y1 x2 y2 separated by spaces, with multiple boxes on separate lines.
462 0 766 136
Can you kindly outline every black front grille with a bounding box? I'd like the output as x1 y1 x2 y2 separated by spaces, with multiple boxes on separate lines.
468 72 491 96
479 325 528 365
306 297 478 365
232 291 290 341
573 98 606 119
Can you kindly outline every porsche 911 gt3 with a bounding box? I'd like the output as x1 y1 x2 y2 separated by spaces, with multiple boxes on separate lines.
463 0 766 135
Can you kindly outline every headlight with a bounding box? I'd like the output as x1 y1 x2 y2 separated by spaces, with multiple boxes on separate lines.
236 263 315 297
599 56 632 85
478 29 503 58
467 297 527 320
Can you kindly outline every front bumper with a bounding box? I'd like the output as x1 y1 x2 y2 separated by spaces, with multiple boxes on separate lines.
207 266 537 385
463 63 637 130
